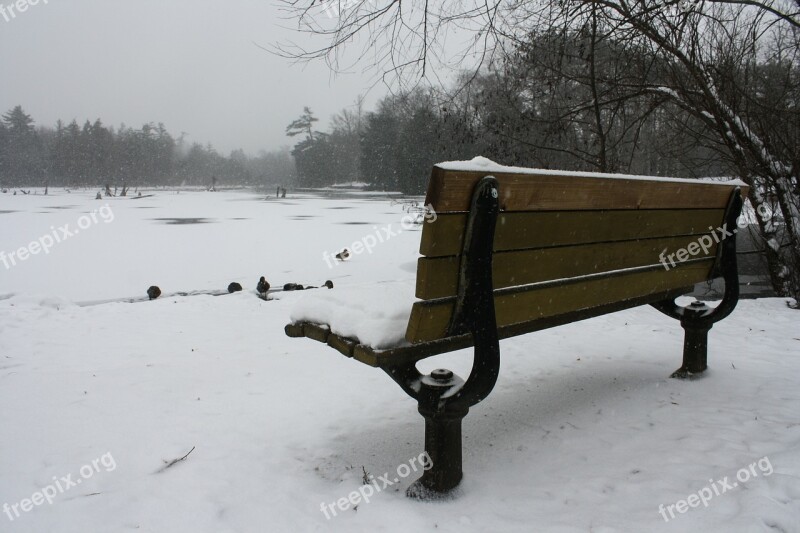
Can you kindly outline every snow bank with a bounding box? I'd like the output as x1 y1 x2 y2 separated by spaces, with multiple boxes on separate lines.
1 294 798 533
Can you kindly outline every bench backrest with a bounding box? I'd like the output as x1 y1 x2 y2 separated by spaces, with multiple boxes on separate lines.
405 164 747 344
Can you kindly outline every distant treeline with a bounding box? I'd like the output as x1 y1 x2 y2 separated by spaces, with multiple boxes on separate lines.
287 28 783 194
0 106 296 189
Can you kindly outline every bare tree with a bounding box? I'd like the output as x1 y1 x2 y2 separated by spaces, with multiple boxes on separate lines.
274 1 509 89
577 0 800 301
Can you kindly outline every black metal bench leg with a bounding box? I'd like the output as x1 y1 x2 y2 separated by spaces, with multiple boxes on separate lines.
651 187 744 380
408 403 469 497
402 368 470 497
678 324 711 376
384 176 502 499
673 302 714 378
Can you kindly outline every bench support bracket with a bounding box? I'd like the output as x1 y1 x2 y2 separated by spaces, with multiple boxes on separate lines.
651 187 744 378
382 176 501 497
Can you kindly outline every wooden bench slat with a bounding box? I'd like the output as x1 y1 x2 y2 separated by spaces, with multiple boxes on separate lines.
426 167 747 212
416 235 719 299
406 260 713 343
285 323 305 338
304 323 330 343
420 208 726 257
327 334 356 358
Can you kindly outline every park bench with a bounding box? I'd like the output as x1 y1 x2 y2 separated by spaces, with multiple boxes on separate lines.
285 161 747 498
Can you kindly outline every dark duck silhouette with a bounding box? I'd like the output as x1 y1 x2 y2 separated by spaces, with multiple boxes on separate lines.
228 282 243 293
257 276 270 297
147 286 161 300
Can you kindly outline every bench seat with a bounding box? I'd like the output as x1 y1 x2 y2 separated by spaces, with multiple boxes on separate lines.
287 275 698 367
288 280 415 351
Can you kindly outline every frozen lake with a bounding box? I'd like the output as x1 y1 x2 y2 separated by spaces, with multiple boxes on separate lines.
0 188 423 302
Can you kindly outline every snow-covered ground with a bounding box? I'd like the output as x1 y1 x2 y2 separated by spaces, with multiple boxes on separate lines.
1 189 798 532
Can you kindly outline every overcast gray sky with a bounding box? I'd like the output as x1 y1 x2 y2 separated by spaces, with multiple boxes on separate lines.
0 0 386 155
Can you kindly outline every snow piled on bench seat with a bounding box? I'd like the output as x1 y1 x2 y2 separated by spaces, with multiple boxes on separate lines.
289 280 415 349
439 156 748 186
